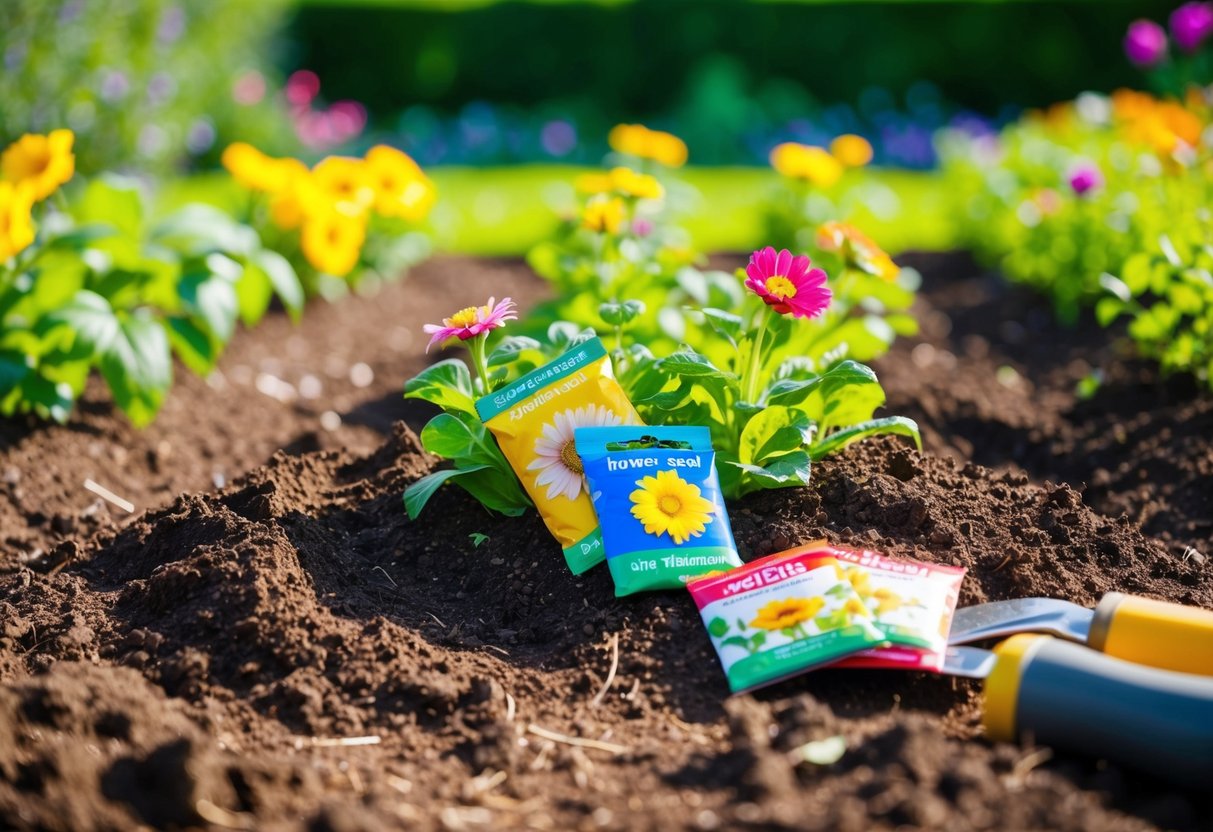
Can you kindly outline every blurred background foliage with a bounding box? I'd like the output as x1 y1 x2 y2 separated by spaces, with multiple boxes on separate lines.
0 0 1184 254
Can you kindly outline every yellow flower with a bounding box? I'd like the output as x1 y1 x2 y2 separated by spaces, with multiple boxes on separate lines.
0 181 36 261
301 206 366 277
629 469 715 544
609 166 664 200
816 221 899 281
830 134 873 168
575 172 614 195
581 194 625 234
267 159 322 231
769 142 843 188
843 597 872 618
364 145 436 222
311 156 374 215
609 123 688 168
749 597 825 631
2 129 75 201
221 142 298 194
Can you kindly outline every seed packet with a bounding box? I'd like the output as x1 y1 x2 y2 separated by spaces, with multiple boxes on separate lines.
476 337 641 575
576 425 742 596
687 546 890 693
773 542 966 672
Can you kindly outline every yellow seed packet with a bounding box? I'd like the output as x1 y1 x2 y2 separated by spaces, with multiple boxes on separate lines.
475 337 641 574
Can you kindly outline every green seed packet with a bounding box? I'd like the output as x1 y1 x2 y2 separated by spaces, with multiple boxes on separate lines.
575 425 742 596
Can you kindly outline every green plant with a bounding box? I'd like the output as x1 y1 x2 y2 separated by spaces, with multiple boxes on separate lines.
0 176 303 424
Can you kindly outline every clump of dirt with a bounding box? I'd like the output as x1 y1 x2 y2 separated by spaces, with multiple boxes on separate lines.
2 420 1208 830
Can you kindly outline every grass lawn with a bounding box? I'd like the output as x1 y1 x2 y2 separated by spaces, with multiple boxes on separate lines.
160 165 957 257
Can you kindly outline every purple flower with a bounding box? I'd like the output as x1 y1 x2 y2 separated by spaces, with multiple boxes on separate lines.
1068 164 1103 197
1171 2 1213 52
1124 19 1168 66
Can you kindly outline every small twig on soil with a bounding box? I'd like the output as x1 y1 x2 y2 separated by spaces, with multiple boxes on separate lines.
622 678 640 701
485 644 510 657
426 611 447 628
992 554 1013 573
463 768 508 801
372 565 398 587
83 478 134 514
505 692 517 722
386 774 414 795
294 735 382 749
1182 546 1207 567
526 724 630 755
195 799 255 830
345 764 365 794
590 633 621 707
1008 746 1053 786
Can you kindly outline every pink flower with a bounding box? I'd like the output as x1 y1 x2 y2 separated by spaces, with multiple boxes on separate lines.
424 297 517 351
1171 2 1213 52
1068 164 1103 197
744 247 831 318
1124 19 1169 66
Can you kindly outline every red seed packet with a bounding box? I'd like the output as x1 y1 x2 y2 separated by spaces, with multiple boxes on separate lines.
776 542 967 672
686 541 890 693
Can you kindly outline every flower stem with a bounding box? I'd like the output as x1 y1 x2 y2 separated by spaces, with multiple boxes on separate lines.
741 307 773 405
469 333 490 394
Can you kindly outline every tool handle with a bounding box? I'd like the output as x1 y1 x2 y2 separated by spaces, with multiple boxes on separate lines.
983 635 1213 785
1090 592 1213 676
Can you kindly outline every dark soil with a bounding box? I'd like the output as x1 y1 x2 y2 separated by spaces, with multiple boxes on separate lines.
1 253 1211 831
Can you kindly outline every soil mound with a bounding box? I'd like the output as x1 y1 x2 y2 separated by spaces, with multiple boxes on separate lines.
2 420 1209 830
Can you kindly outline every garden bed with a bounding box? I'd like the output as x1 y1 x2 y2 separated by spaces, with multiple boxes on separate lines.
1 254 1210 831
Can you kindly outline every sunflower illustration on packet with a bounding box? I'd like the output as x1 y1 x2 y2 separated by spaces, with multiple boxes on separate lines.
576 425 742 596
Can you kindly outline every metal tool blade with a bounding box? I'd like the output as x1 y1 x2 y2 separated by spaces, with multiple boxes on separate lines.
942 645 997 679
948 597 1094 646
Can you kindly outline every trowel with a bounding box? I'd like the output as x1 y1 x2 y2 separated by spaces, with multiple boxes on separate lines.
945 634 1213 784
948 592 1213 676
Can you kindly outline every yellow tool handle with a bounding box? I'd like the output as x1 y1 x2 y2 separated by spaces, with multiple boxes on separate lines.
1088 593 1213 676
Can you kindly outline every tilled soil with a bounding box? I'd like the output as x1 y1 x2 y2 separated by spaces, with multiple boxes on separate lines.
1 253 1212 830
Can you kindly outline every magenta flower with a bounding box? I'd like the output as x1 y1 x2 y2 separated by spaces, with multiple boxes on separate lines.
424 297 517 351
744 247 831 318
1124 19 1169 66
1171 2 1213 52
1068 164 1103 197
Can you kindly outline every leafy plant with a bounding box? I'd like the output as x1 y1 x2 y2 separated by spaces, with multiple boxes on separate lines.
0 153 303 425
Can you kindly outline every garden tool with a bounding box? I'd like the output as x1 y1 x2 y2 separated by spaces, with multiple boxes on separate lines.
948 592 1213 676
945 634 1213 785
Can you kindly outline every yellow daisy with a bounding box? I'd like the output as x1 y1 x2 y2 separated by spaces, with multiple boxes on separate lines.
2 129 75 201
608 167 664 200
364 145 436 222
301 206 366 277
0 181 36 261
267 159 322 231
608 123 688 168
749 597 825 631
829 134 873 168
629 469 714 544
311 156 374 215
769 142 843 188
221 142 296 194
581 194 625 234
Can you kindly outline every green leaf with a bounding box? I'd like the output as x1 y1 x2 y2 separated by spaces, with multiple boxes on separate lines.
809 416 921 461
454 467 530 516
749 630 767 649
404 466 491 519
254 249 304 321
179 267 239 343
708 617 730 638
599 299 645 327
1095 297 1125 327
1122 253 1153 295
420 412 483 459
234 263 274 328
699 307 744 346
659 350 735 379
98 311 172 427
0 350 31 396
488 335 543 367
47 290 119 356
44 224 115 251
404 359 477 416
720 636 751 650
166 317 218 376
469 532 490 548
74 176 144 238
726 451 813 496
738 405 813 465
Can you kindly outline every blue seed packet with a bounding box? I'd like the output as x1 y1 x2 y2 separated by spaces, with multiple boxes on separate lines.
575 425 742 597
